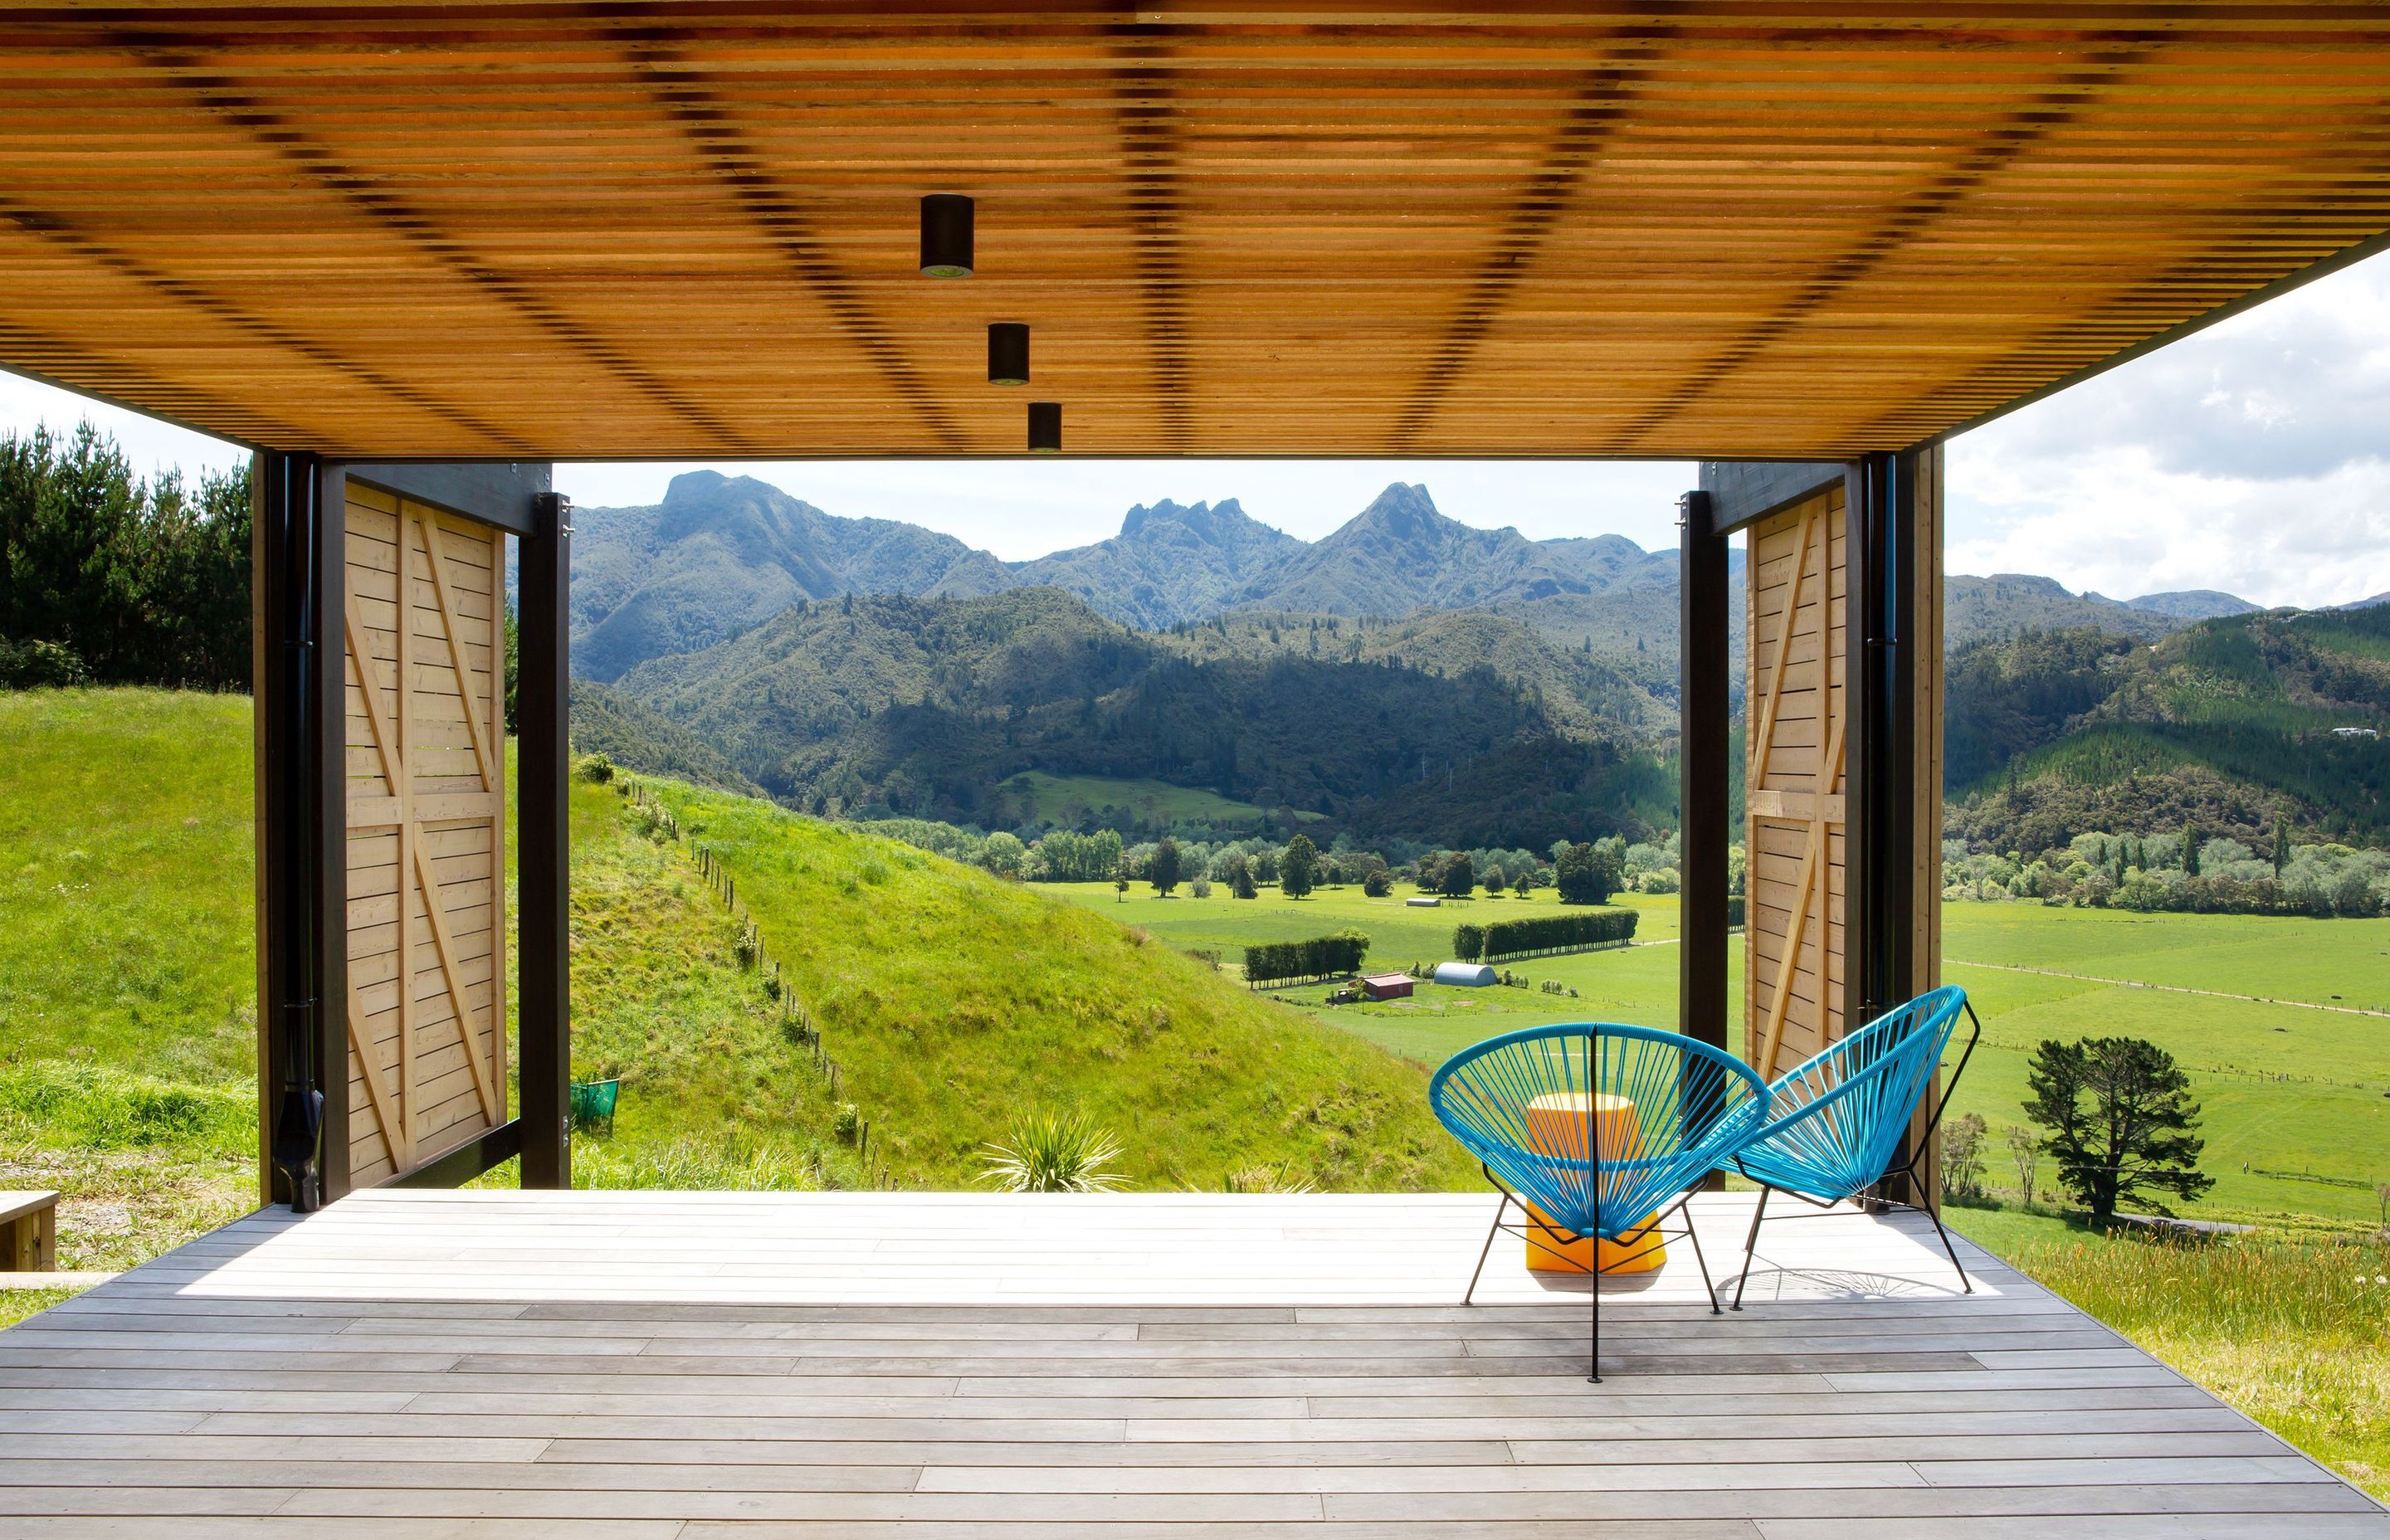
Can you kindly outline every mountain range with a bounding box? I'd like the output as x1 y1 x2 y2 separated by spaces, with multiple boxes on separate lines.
552 470 2323 848
562 470 2263 680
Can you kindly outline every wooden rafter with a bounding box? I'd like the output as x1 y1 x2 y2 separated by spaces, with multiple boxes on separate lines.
1 7 2386 457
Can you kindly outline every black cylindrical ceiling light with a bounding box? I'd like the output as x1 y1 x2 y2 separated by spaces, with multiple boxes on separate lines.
988 323 1030 385
919 193 974 277
1027 401 1061 454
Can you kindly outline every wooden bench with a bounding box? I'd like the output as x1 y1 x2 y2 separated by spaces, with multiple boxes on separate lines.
0 1192 57 1273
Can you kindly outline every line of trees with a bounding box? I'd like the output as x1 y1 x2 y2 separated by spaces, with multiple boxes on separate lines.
1242 929 1370 988
1451 909 1640 963
1947 827 2390 918
1 426 251 691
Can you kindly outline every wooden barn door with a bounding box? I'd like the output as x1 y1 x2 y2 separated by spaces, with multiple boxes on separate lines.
340 484 510 1183
1744 484 1848 1079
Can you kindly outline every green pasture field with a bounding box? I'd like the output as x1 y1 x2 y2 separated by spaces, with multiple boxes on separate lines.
1046 879 2390 1226
997 770 1318 829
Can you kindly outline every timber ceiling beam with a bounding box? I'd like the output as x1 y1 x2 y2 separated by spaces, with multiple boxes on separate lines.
0 316 310 446
0 196 533 455
1615 46 2153 451
1385 24 1675 452
148 47 755 454
622 38 967 452
1110 33 1194 452
0 7 2383 459
1871 107 2390 448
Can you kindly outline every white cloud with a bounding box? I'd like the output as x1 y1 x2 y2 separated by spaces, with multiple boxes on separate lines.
1947 248 2390 607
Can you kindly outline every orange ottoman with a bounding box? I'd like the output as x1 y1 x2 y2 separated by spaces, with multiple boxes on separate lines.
1519 1092 1667 1274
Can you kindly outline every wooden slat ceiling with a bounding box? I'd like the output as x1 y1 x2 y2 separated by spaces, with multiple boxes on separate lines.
0 3 2386 460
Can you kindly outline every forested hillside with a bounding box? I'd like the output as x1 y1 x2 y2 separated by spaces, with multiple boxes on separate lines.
1948 607 2390 854
612 587 1677 847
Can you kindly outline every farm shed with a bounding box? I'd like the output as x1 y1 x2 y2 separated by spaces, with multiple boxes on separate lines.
1360 972 1414 1001
1435 962 1500 989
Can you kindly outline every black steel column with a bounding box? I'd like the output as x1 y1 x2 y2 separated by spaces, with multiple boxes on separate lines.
255 453 347 1211
1677 491 1731 1058
517 490 573 1189
1850 451 1919 1030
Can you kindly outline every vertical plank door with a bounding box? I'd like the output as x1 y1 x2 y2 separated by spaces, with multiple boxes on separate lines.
340 485 509 1183
1744 485 1848 1080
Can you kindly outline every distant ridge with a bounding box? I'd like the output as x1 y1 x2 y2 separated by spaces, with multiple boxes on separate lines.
2085 587 2265 621
565 470 1011 680
555 472 2268 691
1004 498 1302 631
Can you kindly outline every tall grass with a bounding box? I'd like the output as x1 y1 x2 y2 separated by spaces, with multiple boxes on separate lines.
0 1063 250 1152
573 1132 832 1192
2017 1232 2390 1498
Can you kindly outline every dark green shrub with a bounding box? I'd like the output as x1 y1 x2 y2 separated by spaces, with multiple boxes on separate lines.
0 637 90 688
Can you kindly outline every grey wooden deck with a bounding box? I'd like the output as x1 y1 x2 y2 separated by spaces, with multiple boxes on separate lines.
0 1189 2380 1537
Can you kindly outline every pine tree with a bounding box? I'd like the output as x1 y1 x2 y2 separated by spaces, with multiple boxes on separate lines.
2024 1036 2213 1224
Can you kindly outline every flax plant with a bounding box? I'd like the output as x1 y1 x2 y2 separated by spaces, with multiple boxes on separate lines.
978 1111 1128 1193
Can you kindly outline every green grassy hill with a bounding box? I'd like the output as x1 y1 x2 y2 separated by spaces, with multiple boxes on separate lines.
0 689 261 1304
0 687 1473 1317
646 777 1476 1192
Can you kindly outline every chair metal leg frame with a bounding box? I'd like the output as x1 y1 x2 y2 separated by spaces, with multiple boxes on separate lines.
1729 1183 1772 1311
1730 1002 1987 1307
1729 1176 1974 1301
1460 1166 1719 1384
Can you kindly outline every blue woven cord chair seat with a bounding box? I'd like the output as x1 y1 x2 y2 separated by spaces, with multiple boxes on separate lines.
1726 986 1968 1201
1718 986 1980 1308
1433 1024 1768 1242
1429 1022 1772 1380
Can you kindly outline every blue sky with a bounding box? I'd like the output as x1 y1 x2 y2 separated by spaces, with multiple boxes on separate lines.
6 249 2387 609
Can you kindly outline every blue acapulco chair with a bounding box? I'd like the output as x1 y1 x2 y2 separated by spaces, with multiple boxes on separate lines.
1721 985 1983 1309
1430 1023 1770 1382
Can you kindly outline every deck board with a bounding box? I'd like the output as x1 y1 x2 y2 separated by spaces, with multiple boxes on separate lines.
0 1190 2379 1535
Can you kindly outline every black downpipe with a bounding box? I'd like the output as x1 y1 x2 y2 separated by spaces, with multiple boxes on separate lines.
1853 451 1917 1027
266 454 325 1212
